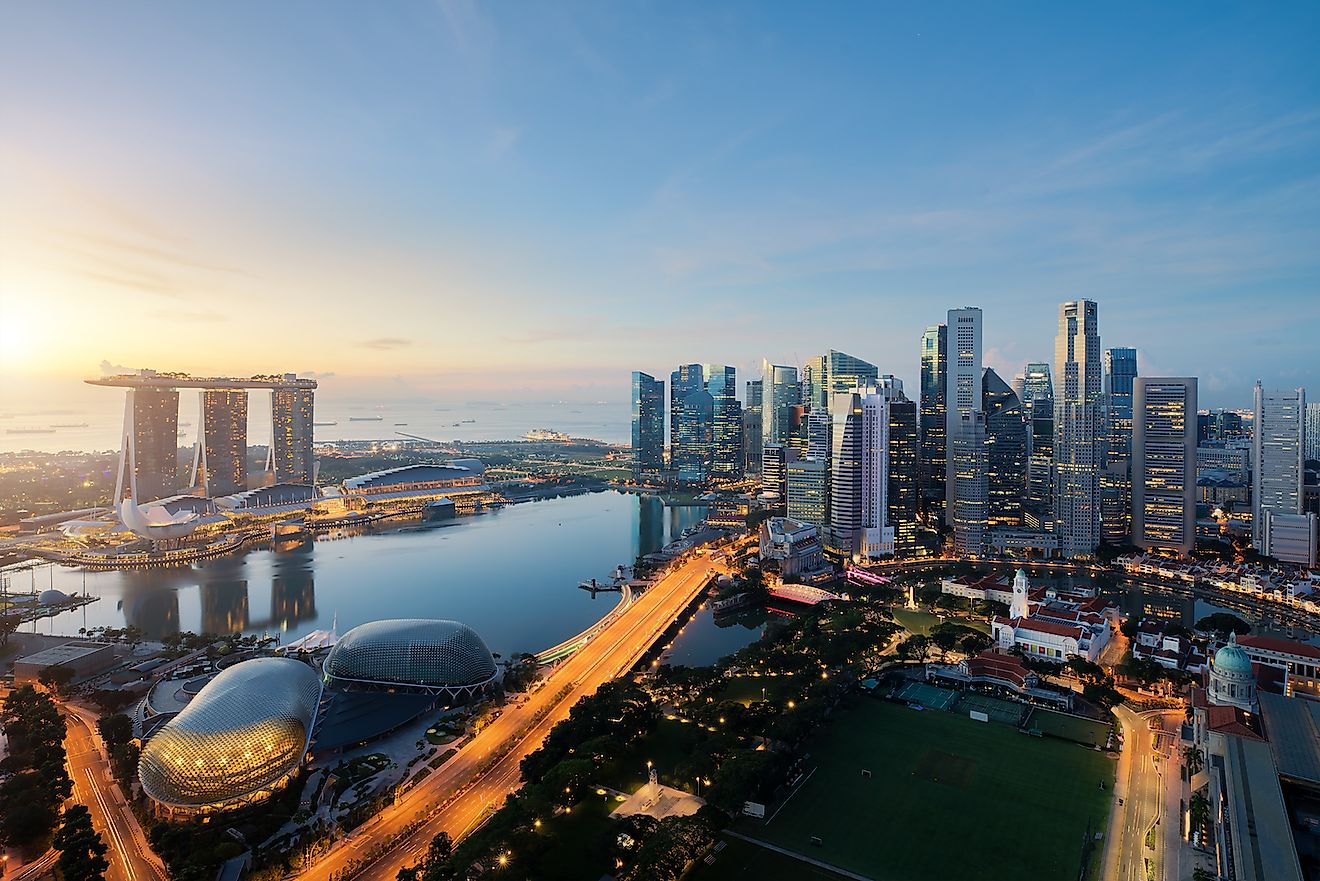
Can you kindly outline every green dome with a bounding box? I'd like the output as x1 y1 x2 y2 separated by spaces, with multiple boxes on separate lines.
1213 634 1253 676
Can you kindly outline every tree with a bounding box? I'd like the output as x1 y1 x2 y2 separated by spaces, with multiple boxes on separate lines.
1184 746 1204 776
1188 791 1211 835
97 713 133 751
38 664 76 693
0 611 19 646
53 805 109 881
896 635 932 664
1195 612 1250 637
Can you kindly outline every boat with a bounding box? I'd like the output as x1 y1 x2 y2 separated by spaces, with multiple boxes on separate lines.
349 416 384 422
6 428 56 434
49 422 89 428
461 419 476 423
394 422 408 426
314 421 338 426
525 428 571 442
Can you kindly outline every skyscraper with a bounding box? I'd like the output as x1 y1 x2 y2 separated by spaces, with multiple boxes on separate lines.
982 368 1027 529
630 372 664 478
786 457 828 528
1307 402 1320 463
669 364 704 453
1131 378 1197 556
949 410 988 557
116 388 180 503
1253 383 1306 548
761 443 788 499
1021 363 1054 526
673 386 714 483
919 324 948 518
888 395 921 556
820 350 879 412
744 380 764 476
761 361 801 449
703 365 742 479
806 409 831 460
802 355 826 411
1053 299 1103 559
828 388 895 560
191 389 248 497
1104 348 1139 467
268 385 315 485
945 308 984 554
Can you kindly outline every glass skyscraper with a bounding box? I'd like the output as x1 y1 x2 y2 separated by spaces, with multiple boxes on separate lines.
1053 300 1104 559
268 387 315 485
919 324 948 517
192 389 248 497
761 361 801 449
1104 347 1139 467
983 368 1027 529
704 364 742 479
123 388 180 502
888 396 921 556
630 371 664 477
1131 377 1197 556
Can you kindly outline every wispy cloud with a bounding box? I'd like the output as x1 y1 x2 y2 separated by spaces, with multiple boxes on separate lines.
359 337 412 350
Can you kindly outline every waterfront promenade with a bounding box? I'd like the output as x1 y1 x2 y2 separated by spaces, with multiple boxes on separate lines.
302 551 722 881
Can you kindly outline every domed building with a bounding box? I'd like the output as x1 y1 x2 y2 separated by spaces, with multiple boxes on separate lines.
323 618 499 700
1207 632 1258 712
138 657 322 818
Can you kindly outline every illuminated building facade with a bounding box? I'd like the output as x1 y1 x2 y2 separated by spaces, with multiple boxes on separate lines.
919 323 948 517
828 388 895 559
945 308 984 554
1053 299 1103 559
983 368 1027 529
323 618 500 699
887 396 921 555
669 364 704 454
138 657 322 818
704 364 742 479
269 384 315 485
191 389 248 497
630 371 664 478
1131 377 1197 556
744 379 763 477
114 388 180 503
761 361 801 450
1253 382 1306 549
820 350 879 413
673 386 714 482
786 456 828 528
1105 347 1138 468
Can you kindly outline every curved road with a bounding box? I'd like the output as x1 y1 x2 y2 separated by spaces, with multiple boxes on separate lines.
301 552 722 881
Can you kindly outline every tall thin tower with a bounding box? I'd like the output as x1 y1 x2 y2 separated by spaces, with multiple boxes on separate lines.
1053 300 1103 558
945 307 984 555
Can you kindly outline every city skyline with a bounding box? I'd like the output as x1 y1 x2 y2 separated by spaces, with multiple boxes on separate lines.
3 3 1319 411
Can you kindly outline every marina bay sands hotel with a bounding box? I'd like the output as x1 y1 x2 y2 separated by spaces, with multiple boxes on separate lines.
87 370 318 503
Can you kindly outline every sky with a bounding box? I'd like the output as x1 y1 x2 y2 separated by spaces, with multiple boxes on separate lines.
2 1 1318 416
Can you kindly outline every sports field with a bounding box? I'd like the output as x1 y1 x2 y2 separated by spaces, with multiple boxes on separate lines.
746 699 1115 881
1027 708 1114 747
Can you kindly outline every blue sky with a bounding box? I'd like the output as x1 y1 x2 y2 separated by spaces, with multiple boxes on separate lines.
1 1 1317 409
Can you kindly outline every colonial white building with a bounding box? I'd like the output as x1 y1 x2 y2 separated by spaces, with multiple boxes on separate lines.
990 569 1112 663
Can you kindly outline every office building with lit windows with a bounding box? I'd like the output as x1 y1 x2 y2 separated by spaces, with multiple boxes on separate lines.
1104 347 1138 467
704 365 742 479
818 350 879 413
191 389 248 497
1253 383 1306 550
888 395 921 556
919 324 948 518
673 386 714 483
269 383 316 485
1131 377 1197 556
630 371 664 477
786 457 828 528
1053 300 1104 558
828 387 896 559
945 308 985 554
983 368 1027 529
761 360 801 450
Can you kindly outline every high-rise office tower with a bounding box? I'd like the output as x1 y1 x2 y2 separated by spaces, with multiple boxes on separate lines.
820 350 879 413
673 386 714 483
806 409 831 460
115 388 180 503
919 324 948 518
982 368 1027 529
630 372 664 478
1253 383 1306 548
1105 348 1139 467
1020 363 1055 527
268 384 316 485
191 390 248 497
1131 378 1197 556
761 443 788 499
1100 469 1132 546
1053 300 1103 559
828 388 895 559
949 411 988 557
888 396 921 556
1307 402 1320 463
703 365 741 479
785 404 809 457
786 457 828 528
669 364 704 453
761 361 801 449
802 356 826 411
945 308 984 553
744 380 764 476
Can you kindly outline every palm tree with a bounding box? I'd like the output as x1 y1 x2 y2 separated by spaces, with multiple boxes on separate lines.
1184 745 1204 775
1189 791 1211 837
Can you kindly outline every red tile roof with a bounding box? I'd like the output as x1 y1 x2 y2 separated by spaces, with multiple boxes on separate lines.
1003 616 1084 640
1237 634 1320 662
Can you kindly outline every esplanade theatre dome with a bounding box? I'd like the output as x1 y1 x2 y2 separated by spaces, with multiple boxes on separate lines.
138 657 322 817
323 618 499 698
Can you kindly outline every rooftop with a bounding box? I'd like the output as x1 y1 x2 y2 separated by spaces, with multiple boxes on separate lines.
16 641 113 667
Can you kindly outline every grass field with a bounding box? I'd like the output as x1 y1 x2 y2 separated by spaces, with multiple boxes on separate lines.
890 608 941 634
745 699 1115 881
688 836 854 881
1027 709 1114 747
716 674 803 707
